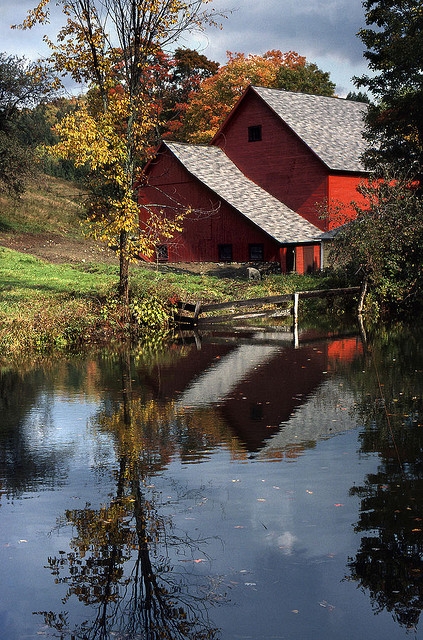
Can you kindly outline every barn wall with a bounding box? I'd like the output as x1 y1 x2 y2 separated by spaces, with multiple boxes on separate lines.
213 90 329 230
327 174 368 229
140 147 283 264
278 244 320 274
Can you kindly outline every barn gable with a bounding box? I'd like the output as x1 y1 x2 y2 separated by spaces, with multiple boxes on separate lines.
248 86 367 173
212 85 369 229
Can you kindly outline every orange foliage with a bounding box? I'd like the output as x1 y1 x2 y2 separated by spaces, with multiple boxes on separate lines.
170 50 307 143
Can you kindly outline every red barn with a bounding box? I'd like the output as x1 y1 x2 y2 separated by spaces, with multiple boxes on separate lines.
139 86 369 273
213 86 369 230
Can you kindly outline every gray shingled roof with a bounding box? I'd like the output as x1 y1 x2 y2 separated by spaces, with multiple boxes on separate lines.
164 141 321 244
251 86 368 173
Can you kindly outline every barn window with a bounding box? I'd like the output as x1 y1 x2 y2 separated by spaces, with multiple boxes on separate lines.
249 243 264 261
218 244 233 262
248 125 262 142
156 244 169 262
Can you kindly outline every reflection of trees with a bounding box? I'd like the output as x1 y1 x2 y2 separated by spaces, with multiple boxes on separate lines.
347 327 423 630
0 365 73 497
37 351 222 639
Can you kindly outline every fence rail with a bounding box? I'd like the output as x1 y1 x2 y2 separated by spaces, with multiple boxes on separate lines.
175 287 361 327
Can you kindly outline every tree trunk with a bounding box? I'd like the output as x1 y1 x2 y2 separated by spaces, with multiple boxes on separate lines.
358 275 368 316
119 229 130 318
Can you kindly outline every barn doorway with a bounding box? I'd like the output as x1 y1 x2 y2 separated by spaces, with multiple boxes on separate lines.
286 247 295 273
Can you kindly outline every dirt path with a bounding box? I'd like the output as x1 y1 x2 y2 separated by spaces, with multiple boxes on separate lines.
0 231 252 278
0 231 118 265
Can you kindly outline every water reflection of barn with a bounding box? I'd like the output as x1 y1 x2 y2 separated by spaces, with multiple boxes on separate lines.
140 334 362 454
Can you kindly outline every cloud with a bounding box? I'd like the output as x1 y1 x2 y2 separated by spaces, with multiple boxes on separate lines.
193 0 368 95
205 0 365 62
0 0 369 96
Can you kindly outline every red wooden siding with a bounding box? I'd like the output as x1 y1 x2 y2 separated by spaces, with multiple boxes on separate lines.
327 174 368 228
214 90 367 231
140 147 284 264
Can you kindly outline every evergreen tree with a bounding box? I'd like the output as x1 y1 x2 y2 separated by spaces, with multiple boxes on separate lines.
331 1 423 315
355 0 423 179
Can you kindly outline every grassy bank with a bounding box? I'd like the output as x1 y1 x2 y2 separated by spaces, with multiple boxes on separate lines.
0 175 352 359
0 243 348 357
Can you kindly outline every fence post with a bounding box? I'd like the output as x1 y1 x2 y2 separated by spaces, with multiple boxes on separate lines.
293 292 299 324
193 301 202 324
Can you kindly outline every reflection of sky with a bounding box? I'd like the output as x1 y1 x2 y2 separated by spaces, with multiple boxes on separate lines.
0 351 414 640
0 393 117 639
24 392 99 446
159 434 401 639
22 392 116 471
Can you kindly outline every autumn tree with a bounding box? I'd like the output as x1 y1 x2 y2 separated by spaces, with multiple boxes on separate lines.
18 0 221 311
161 47 219 139
172 50 335 143
0 52 57 195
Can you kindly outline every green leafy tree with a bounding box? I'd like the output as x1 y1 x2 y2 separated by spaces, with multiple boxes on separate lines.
0 52 57 195
331 0 423 316
330 174 423 315
346 90 371 103
275 61 335 96
355 0 423 178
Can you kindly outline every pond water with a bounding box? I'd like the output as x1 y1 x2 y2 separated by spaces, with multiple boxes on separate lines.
1 323 423 639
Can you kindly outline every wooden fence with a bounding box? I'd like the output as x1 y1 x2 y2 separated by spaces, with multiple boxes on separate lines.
174 287 361 327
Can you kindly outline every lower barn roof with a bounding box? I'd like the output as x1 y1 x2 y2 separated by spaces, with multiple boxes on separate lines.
164 141 321 244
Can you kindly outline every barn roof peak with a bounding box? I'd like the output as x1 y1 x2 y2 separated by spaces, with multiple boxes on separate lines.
215 85 368 173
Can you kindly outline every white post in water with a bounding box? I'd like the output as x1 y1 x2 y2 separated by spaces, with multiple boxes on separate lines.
293 292 299 324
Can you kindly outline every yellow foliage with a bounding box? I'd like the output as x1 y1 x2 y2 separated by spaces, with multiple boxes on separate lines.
16 0 219 298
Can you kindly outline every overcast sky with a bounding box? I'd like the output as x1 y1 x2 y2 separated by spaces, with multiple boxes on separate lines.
0 0 368 97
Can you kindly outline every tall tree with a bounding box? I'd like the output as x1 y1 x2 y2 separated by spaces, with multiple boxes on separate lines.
275 61 335 96
161 47 219 139
330 0 423 317
18 1 221 311
355 0 423 178
170 50 335 143
0 52 57 195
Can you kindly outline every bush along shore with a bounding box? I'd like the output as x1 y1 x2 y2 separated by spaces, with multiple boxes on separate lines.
0 242 360 362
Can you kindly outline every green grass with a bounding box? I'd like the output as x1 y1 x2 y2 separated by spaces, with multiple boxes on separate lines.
0 247 116 305
0 174 84 236
0 174 353 358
